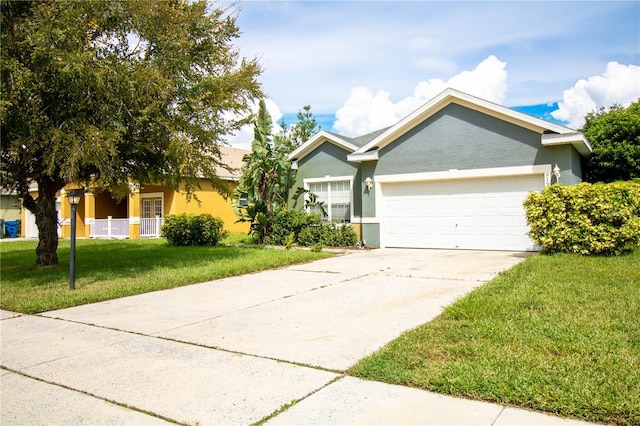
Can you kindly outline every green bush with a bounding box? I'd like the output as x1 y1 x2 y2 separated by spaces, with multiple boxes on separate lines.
524 181 640 255
266 209 320 245
161 213 229 246
265 209 358 248
322 222 358 247
297 224 326 247
297 222 358 247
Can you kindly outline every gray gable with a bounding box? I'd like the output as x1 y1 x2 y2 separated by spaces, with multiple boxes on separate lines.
323 128 391 149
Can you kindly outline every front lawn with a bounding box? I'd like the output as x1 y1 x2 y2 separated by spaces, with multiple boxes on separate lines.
349 250 640 426
0 238 332 314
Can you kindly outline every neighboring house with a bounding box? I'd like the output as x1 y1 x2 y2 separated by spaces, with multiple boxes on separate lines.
289 88 592 251
1 190 21 222
21 146 250 239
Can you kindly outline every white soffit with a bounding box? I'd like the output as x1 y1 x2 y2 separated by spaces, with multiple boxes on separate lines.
288 130 358 162
541 133 593 156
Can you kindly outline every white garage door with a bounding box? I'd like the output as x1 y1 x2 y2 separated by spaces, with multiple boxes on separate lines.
382 175 543 251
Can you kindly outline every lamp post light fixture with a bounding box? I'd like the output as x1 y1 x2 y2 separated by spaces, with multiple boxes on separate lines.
67 189 82 291
553 164 561 183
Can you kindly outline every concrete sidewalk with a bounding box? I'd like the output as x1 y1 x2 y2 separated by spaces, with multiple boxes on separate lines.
1 249 596 425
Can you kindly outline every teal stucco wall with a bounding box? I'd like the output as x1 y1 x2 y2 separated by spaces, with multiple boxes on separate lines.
292 103 588 248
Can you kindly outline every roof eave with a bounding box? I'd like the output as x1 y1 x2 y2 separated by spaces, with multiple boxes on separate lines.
541 133 593 157
288 130 359 162
347 151 379 163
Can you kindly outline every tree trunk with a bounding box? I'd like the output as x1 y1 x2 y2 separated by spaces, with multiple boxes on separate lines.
34 177 62 266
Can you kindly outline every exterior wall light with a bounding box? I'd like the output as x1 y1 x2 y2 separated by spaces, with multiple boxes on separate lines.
364 177 374 191
553 164 561 182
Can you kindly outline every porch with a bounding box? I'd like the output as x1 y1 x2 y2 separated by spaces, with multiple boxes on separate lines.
89 216 165 239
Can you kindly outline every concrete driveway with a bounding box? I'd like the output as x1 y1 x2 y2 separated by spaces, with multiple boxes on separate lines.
1 249 591 425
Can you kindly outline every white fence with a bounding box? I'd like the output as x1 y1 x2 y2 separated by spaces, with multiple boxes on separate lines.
140 216 164 238
90 217 129 239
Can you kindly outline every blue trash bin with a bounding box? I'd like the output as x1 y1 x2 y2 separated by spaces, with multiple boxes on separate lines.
5 220 18 238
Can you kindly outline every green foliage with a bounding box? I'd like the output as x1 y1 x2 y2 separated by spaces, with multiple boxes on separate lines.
297 222 358 248
265 209 320 245
1 0 261 265
234 99 296 243
275 105 321 155
350 251 640 425
161 213 228 246
292 187 328 218
582 101 640 182
0 239 332 314
265 208 357 248
524 181 640 255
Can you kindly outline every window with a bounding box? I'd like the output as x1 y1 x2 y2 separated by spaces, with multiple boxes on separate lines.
307 179 352 223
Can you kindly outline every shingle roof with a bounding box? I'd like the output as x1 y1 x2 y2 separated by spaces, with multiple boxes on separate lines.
215 146 250 180
324 127 391 148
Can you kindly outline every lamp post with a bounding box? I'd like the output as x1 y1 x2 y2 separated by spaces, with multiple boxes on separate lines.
67 189 82 291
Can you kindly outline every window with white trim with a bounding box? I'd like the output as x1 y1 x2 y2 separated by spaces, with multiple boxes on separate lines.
308 180 352 223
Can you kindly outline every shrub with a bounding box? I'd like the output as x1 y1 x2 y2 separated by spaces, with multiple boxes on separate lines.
161 213 229 246
322 222 358 247
266 209 321 245
297 222 358 247
297 224 326 247
264 209 358 248
524 181 640 255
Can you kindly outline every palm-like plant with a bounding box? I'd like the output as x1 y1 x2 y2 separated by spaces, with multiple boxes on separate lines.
234 99 296 242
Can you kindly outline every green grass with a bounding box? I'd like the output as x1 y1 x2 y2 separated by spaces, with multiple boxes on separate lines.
349 251 640 426
0 238 332 314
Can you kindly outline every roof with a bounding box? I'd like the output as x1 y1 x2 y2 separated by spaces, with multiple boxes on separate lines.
215 146 250 180
288 88 592 165
348 88 592 162
288 128 390 168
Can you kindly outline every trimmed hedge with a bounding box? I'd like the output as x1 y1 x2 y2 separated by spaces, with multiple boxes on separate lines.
524 181 640 255
266 209 358 248
160 213 228 246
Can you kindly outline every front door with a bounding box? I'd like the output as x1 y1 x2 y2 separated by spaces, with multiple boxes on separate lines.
141 195 163 237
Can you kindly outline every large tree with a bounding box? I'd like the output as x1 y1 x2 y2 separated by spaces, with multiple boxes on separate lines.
582 101 640 183
1 0 261 265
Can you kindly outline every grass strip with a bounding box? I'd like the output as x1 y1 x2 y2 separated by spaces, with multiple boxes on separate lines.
349 251 640 426
0 238 332 314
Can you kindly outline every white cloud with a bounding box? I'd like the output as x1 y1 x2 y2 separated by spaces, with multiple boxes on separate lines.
551 62 640 129
334 55 508 136
224 98 283 150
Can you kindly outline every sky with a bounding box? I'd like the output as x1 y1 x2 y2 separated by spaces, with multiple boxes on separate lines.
221 1 640 149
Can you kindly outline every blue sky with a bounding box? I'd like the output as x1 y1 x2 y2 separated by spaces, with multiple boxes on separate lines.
223 1 640 147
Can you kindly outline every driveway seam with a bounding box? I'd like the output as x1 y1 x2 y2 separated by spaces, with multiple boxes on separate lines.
0 366 183 425
251 375 346 426
35 314 345 375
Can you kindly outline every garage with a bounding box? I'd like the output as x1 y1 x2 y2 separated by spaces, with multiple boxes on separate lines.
381 174 544 251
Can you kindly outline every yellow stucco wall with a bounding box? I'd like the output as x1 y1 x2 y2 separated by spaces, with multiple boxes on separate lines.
21 179 249 239
163 180 249 234
95 192 127 218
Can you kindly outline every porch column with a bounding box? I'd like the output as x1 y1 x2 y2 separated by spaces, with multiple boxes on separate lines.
84 190 95 238
60 189 70 238
128 184 141 240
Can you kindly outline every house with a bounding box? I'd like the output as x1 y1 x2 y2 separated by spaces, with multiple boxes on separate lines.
1 190 22 237
21 146 250 239
288 88 592 251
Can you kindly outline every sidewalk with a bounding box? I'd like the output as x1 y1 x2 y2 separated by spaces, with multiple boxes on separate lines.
1 250 598 425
